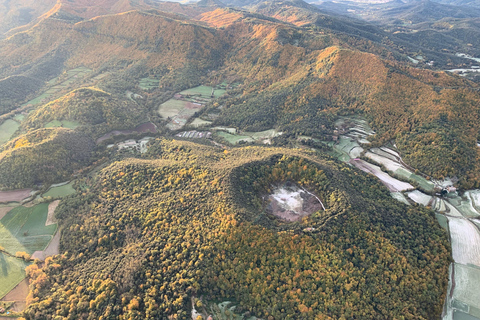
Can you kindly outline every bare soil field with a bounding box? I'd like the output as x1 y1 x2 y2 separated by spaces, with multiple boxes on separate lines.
0 189 32 203
46 200 60 226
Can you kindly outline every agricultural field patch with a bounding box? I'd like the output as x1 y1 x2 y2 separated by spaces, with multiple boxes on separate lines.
158 99 191 119
447 263 480 320
23 67 92 107
0 278 29 312
42 182 76 198
0 253 29 299
350 159 414 192
24 93 52 106
436 213 448 230
216 131 254 144
0 120 19 145
138 78 159 91
214 129 282 145
447 217 480 267
45 120 80 129
159 99 205 130
12 114 25 122
406 190 432 206
96 122 157 144
189 118 212 128
0 203 57 255
0 190 32 204
180 85 225 98
334 136 363 159
390 192 410 205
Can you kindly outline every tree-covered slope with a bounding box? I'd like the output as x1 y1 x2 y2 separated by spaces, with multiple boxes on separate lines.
23 87 148 137
23 139 450 319
0 128 95 189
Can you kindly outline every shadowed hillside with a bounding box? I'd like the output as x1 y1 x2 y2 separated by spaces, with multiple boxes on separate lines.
0 128 94 189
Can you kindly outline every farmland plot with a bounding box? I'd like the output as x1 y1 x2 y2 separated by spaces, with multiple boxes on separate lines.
447 217 480 267
0 120 19 145
0 204 57 255
0 253 29 298
451 264 480 319
390 192 410 205
350 159 414 192
42 181 76 198
45 120 80 129
0 189 32 204
406 190 432 206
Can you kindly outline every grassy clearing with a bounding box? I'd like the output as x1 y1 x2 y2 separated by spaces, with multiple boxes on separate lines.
244 129 280 140
189 118 212 128
216 131 254 144
139 78 159 91
180 85 225 98
408 174 434 192
42 182 75 198
390 192 410 205
158 99 189 118
215 129 282 145
12 114 24 123
0 203 57 255
435 213 448 230
24 67 92 106
25 93 52 105
0 253 29 299
45 120 80 129
0 120 19 145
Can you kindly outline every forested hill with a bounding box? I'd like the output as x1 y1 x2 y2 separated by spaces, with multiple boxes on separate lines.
1 3 479 187
23 139 450 319
0 0 473 318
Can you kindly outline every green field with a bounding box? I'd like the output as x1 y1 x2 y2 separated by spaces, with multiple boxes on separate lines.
216 131 254 144
0 252 29 298
180 85 226 98
45 120 80 129
12 114 25 122
436 213 448 230
25 92 52 105
0 203 57 255
24 67 92 106
42 182 76 198
243 129 280 140
0 119 19 145
190 118 212 127
158 99 189 118
139 78 159 90
0 203 57 298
